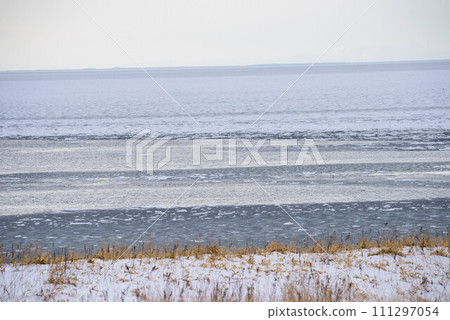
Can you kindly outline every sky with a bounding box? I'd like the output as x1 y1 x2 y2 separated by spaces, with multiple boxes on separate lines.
0 0 449 71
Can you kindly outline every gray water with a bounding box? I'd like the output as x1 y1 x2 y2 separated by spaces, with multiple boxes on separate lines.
1 199 449 250
0 61 449 250
2 61 450 139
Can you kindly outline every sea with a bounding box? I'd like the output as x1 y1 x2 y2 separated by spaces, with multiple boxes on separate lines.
0 61 449 250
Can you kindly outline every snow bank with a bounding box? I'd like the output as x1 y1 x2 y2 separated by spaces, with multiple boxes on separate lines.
0 247 448 301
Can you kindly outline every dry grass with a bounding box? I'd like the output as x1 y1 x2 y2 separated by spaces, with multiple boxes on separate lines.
0 231 448 267
281 277 357 302
125 277 358 302
0 231 448 302
369 247 406 257
430 248 449 257
45 259 77 287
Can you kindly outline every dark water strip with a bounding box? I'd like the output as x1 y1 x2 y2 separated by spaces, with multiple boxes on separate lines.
0 198 448 251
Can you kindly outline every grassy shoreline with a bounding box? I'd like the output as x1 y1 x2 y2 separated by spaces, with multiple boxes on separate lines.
1 231 448 265
1 233 448 302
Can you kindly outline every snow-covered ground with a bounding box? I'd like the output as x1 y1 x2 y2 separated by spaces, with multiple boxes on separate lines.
0 247 448 302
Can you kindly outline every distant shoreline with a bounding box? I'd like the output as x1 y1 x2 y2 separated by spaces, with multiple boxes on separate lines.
1 59 450 77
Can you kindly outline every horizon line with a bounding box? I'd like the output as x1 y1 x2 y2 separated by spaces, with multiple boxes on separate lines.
1 58 450 73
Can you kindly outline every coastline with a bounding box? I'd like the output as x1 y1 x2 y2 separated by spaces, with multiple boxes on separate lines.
1 235 448 302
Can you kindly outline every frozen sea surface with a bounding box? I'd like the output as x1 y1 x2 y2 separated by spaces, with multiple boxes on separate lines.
0 61 449 250
1 61 450 139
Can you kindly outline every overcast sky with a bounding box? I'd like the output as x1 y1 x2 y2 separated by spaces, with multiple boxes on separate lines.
1 0 449 71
